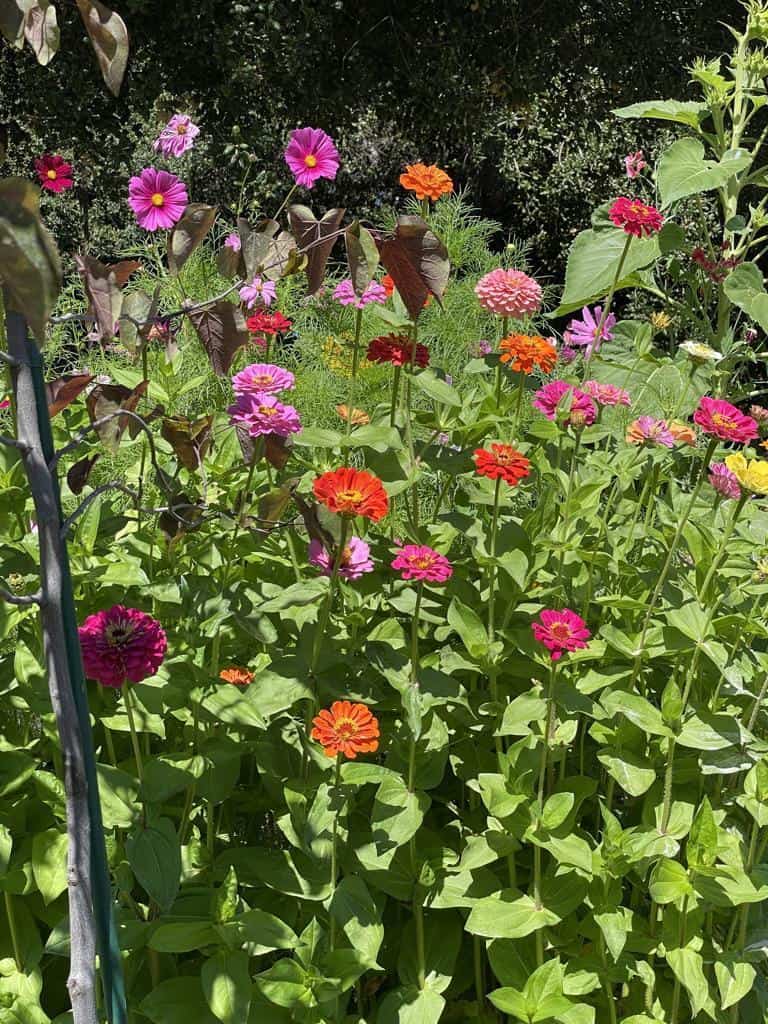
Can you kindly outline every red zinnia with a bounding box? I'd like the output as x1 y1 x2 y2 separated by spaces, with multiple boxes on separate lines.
609 197 664 238
246 311 293 336
35 154 74 193
311 700 380 759
366 334 430 368
79 605 167 688
313 467 389 521
473 444 531 487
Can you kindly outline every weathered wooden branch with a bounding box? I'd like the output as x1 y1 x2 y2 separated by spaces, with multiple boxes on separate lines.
0 435 29 451
0 587 42 606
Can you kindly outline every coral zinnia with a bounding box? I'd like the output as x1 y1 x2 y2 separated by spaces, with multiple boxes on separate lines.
239 276 277 309
532 608 591 661
668 421 697 446
475 269 542 318
284 127 340 189
311 700 380 759
35 154 73 193
219 667 254 687
399 163 454 202
333 278 387 309
609 197 664 238
563 305 616 359
335 404 370 426
313 467 389 521
532 380 597 426
79 605 167 688
498 334 557 374
128 168 188 232
308 536 374 580
232 363 295 395
693 397 758 444
473 444 531 487
583 381 631 407
153 114 200 157
724 453 768 494
227 393 302 438
391 544 453 583
366 334 430 369
709 463 742 501
625 417 675 448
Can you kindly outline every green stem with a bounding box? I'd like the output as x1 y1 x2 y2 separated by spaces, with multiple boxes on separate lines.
390 365 402 428
487 478 504 770
473 936 485 1011
309 519 351 688
557 431 581 591
329 754 342 950
513 373 525 434
272 181 298 222
585 234 632 368
345 308 364 441
4 892 22 971
699 494 748 603
669 895 689 1024
660 739 676 834
209 633 221 678
122 684 144 783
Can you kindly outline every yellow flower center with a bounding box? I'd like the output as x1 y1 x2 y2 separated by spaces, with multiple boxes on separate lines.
550 622 571 641
176 123 187 135
336 489 363 510
253 375 273 387
46 169 58 180
334 718 357 740
414 555 435 569
258 405 278 416
151 193 165 207
712 413 736 430
630 203 644 214
340 546 353 566
304 154 318 168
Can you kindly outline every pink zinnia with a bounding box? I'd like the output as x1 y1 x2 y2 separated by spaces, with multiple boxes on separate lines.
475 268 542 318
0 398 9 411
624 150 646 179
152 114 200 157
239 276 277 309
583 380 631 407
693 397 758 444
35 154 74 193
224 232 241 252
709 463 742 501
308 537 374 580
532 380 597 426
128 168 188 232
626 416 675 448
391 544 453 583
227 392 301 438
232 363 295 395
609 197 664 238
563 305 616 358
79 605 167 688
333 278 387 309
532 608 590 661
284 127 340 189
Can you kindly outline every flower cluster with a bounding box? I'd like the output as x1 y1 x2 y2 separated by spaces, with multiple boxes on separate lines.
532 381 597 427
333 278 388 309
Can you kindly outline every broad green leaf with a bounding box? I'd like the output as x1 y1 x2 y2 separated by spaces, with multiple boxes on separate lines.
498 693 547 737
657 138 751 208
221 908 298 954
140 978 218 1024
372 776 431 848
202 950 251 1024
594 907 633 961
412 369 462 408
723 262 768 332
597 748 656 797
126 817 181 911
714 958 755 1010
613 99 709 128
466 893 559 939
96 764 139 829
601 691 671 737
149 921 219 953
649 859 692 904
398 912 462 995
541 792 574 831
666 947 710 1017
0 825 11 876
31 830 68 905
0 750 36 797
687 797 718 872
254 959 310 1009
447 596 489 660
377 985 445 1024
488 985 529 1020
330 875 383 967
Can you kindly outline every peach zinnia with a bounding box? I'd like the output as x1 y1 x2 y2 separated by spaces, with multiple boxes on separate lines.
311 700 380 759
313 467 389 521
499 334 557 375
219 667 254 687
399 163 453 202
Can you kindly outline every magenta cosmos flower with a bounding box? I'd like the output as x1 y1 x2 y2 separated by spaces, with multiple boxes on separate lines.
224 232 241 252
227 392 301 438
128 168 188 232
532 608 590 661
333 278 388 309
532 380 597 426
391 544 453 583
624 150 646 179
563 305 616 359
35 154 74 193
232 363 295 395
693 397 759 444
709 463 742 501
284 127 340 189
475 268 542 318
583 380 631 407
153 114 200 157
626 416 675 448
239 276 277 309
308 537 374 580
79 605 167 688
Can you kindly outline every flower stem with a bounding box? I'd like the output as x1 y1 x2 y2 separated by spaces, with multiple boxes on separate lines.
487 478 504 768
345 308 364 440
4 893 21 970
122 684 144 782
533 663 556 966
272 181 298 221
390 365 402 428
309 518 350 684
329 754 342 950
699 493 748 602
557 431 581 591
586 233 632 369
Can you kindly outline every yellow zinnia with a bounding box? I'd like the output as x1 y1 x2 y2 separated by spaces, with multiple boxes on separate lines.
724 452 768 494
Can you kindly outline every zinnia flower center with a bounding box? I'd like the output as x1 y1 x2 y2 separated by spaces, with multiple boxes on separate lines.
176 123 187 135
630 203 644 214
334 718 357 740
340 547 353 566
46 169 58 180
336 489 363 509
304 154 318 168
258 405 278 416
151 192 165 207
105 621 133 647
494 449 514 465
253 375 273 386
414 555 435 569
550 622 572 641
712 413 736 429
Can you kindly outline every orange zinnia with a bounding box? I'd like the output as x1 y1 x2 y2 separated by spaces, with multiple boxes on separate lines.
335 404 370 426
473 444 531 487
219 666 254 687
498 334 557 375
313 467 389 521
669 420 697 446
399 163 453 202
311 700 380 759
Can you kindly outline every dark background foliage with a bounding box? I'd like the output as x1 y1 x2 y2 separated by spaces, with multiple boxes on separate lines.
0 0 743 275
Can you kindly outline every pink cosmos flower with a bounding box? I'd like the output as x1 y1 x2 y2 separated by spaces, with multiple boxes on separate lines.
224 232 241 252
391 544 453 583
693 397 759 444
532 380 597 426
308 536 374 580
583 380 631 407
227 392 301 438
232 363 295 395
284 127 340 188
333 278 388 309
709 463 742 501
532 608 591 661
624 150 646 179
79 605 167 688
0 398 10 411
475 268 542 318
128 168 188 232
35 154 74 193
563 305 616 359
626 416 675 448
239 276 277 309
153 114 200 157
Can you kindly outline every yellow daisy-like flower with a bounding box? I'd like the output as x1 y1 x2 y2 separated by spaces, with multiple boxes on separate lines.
724 452 768 494
650 311 673 331
321 333 372 379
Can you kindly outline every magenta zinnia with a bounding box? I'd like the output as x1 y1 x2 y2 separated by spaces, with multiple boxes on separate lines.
153 114 200 157
693 397 759 444
709 463 742 501
563 305 616 358
128 168 188 232
79 605 167 688
232 363 295 395
284 127 340 188
583 380 631 407
532 608 590 661
609 197 664 238
35 154 74 193
475 268 542 318
309 537 374 580
227 393 301 438
532 380 597 426
391 544 453 583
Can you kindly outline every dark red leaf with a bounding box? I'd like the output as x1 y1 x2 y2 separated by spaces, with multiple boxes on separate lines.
85 380 148 453
288 205 345 294
188 300 249 377
46 373 93 418
376 215 450 321
161 414 214 472
67 454 100 494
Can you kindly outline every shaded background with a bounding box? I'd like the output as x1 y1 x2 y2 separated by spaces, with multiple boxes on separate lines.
0 0 743 275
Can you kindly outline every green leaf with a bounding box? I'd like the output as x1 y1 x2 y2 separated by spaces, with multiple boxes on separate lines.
0 750 36 797
330 875 383 967
31 829 68 905
126 817 181 912
372 776 431 848
221 908 298 954
447 596 489 661
714 958 755 1010
149 921 219 953
398 912 462 995
541 792 574 831
687 797 718 872
345 219 379 295
202 950 252 1024
666 947 710 1017
488 985 529 1021
96 764 139 829
594 907 633 962
601 691 671 737
498 693 547 737
0 825 11 876
377 985 446 1024
140 978 218 1024
466 892 560 939
657 139 751 208
254 958 309 1009
723 262 768 332
596 748 655 797
649 859 692 904
411 369 462 407
613 99 710 128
